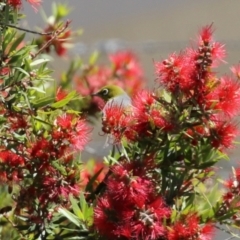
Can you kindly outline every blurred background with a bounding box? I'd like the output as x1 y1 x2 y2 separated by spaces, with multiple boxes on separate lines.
22 1 240 239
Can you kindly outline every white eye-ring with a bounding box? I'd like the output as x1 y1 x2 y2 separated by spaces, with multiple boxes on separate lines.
102 88 109 96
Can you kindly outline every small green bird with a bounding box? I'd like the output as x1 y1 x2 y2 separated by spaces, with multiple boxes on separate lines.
92 85 132 114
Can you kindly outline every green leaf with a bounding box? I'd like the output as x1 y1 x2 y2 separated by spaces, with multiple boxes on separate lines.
14 67 30 77
89 51 99 65
30 58 50 67
69 195 84 221
162 89 172 103
27 86 46 94
9 33 25 54
58 208 81 227
79 193 93 226
79 193 87 219
51 90 76 108
31 96 55 108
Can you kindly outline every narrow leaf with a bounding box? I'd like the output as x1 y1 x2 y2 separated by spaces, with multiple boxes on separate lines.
58 208 80 227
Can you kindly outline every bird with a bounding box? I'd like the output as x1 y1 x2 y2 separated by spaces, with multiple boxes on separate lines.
91 85 133 151
91 85 132 115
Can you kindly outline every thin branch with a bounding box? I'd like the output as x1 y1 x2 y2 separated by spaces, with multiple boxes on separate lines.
31 20 71 59
0 22 53 35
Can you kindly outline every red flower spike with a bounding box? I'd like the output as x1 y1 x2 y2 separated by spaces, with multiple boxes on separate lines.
0 150 25 167
231 64 240 79
109 51 143 80
150 108 174 131
94 190 170 240
70 119 90 151
211 41 226 67
168 214 214 240
132 90 155 129
102 104 134 142
76 67 111 97
132 221 165 240
56 113 73 129
30 138 53 161
133 90 155 112
43 26 71 56
197 25 226 69
56 87 68 101
107 176 152 208
199 25 214 45
0 67 10 76
211 76 240 117
27 0 41 12
94 196 122 239
8 0 22 8
210 119 238 150
200 223 215 240
103 104 125 128
8 113 27 130
155 53 195 93
111 164 129 179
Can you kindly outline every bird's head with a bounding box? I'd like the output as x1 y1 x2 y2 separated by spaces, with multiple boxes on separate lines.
92 85 126 102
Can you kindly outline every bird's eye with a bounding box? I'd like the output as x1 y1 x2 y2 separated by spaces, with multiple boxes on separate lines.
101 89 109 96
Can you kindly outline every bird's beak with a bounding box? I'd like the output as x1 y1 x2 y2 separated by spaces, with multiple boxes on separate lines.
91 92 98 97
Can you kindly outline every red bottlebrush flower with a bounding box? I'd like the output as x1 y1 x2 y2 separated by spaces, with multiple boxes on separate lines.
109 51 145 96
133 90 155 112
94 190 170 240
155 52 195 93
132 202 169 240
109 51 143 80
70 119 90 151
107 174 152 208
102 103 134 142
198 25 214 45
209 76 240 117
197 25 225 69
54 30 71 56
223 191 234 203
0 150 25 167
56 87 68 101
132 90 173 135
8 113 27 130
103 104 125 128
199 223 215 240
26 0 41 11
223 167 240 204
0 67 10 76
211 41 226 66
151 108 173 131
94 195 126 239
235 168 240 182
131 197 170 240
210 118 238 150
231 64 240 79
76 67 111 96
94 158 171 240
0 171 7 183
43 25 71 56
132 90 155 127
168 214 214 240
56 113 73 129
30 138 53 161
8 0 22 8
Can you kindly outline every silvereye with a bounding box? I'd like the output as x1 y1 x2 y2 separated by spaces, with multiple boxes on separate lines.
92 85 132 114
